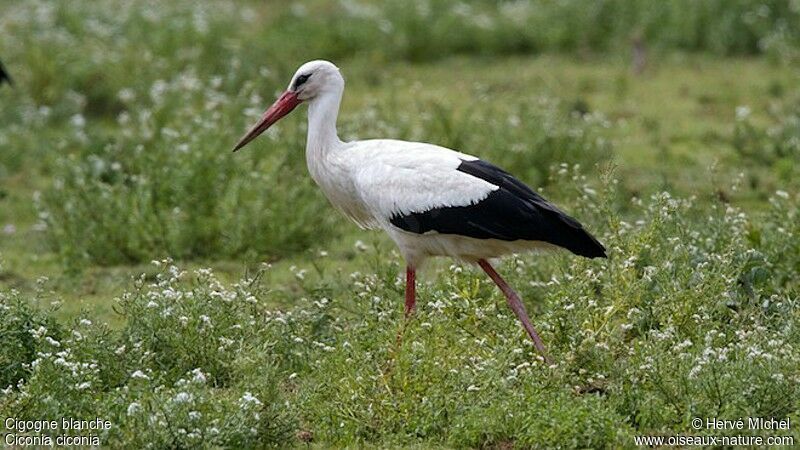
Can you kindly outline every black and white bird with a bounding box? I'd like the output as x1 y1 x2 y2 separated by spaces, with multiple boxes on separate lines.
233 60 606 361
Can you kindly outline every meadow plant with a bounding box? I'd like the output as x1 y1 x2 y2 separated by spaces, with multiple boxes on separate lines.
3 179 798 447
733 99 800 185
38 72 337 266
1 262 294 447
271 0 800 62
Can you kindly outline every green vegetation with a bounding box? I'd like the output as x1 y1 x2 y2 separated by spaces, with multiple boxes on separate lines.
40 83 338 266
1 0 799 448
3 190 799 447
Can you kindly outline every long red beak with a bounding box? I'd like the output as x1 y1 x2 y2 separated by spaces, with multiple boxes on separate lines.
232 91 302 152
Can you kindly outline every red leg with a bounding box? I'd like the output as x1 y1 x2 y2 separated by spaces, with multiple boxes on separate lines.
404 266 416 317
478 259 552 363
387 266 416 373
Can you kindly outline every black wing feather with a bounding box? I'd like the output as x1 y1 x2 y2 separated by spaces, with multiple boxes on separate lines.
390 159 606 258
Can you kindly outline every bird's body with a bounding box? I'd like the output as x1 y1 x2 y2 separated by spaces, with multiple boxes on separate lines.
308 138 602 268
233 60 606 361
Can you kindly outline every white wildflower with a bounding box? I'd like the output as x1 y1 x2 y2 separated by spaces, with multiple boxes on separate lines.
127 402 142 416
173 392 193 404
239 391 262 407
735 105 751 120
70 114 86 128
191 368 206 384
131 370 150 380
29 326 48 339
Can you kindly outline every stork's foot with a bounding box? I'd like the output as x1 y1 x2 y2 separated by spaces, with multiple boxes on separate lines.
478 259 553 364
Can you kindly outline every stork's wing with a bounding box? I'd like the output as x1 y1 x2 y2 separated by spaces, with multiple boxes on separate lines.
352 141 606 258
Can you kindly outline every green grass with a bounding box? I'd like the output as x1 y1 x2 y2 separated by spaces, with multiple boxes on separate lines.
1 0 800 448
2 187 799 447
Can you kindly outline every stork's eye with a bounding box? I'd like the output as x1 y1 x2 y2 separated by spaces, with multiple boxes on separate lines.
294 73 311 89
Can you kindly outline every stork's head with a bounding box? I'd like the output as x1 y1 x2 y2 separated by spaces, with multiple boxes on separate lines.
233 60 343 152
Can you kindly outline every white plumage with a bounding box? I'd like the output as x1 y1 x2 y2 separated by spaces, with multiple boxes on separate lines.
233 60 607 361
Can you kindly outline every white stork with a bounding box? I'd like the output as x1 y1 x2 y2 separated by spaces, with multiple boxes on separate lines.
233 60 606 361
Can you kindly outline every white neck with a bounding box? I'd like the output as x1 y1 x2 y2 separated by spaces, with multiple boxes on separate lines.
306 86 343 154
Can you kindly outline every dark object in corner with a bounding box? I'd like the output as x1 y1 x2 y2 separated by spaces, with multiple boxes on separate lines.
0 60 12 86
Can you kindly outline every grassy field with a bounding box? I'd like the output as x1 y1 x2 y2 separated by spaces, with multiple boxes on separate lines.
1 0 799 448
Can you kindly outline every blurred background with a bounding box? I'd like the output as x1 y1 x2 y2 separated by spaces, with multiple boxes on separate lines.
0 0 798 319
